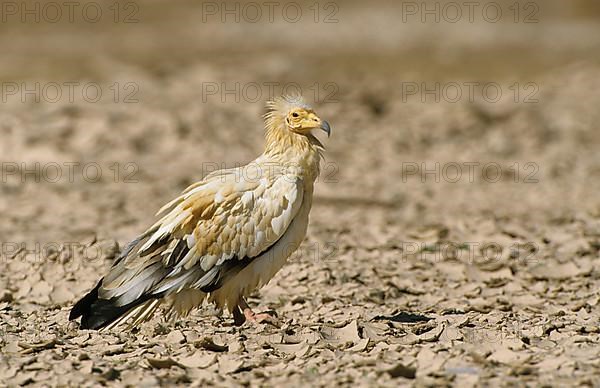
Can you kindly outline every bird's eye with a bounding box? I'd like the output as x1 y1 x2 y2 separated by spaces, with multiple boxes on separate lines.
292 112 299 118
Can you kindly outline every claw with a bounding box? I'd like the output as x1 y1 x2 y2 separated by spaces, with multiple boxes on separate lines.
235 298 280 327
243 308 279 326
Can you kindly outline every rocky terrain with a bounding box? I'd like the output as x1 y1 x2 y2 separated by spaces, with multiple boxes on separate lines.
1 0 600 386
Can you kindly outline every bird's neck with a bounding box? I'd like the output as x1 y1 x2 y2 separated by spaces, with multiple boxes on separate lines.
263 121 323 182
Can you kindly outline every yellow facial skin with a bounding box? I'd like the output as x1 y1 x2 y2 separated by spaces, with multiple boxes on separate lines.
285 108 331 137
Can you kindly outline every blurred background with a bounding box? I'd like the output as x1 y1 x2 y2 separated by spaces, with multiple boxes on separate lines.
1 0 599 244
1 1 600 385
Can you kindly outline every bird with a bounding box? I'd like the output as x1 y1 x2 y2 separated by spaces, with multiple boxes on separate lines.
69 94 331 330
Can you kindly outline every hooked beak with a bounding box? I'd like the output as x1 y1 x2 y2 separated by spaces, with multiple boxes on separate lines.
320 120 331 137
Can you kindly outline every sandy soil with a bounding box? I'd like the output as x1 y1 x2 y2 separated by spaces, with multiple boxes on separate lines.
1 0 600 386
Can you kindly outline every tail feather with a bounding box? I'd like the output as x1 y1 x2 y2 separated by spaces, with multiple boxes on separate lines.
69 279 162 330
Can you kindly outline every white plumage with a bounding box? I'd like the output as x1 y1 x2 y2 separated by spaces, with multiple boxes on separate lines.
69 95 331 330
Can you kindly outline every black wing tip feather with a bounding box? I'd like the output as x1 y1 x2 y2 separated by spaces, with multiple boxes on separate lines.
69 279 116 330
69 279 161 330
68 233 158 330
69 280 101 325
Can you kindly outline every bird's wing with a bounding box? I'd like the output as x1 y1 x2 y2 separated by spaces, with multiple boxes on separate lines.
98 163 304 309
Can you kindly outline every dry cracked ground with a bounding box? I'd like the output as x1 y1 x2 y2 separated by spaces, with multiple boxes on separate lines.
1 1 600 386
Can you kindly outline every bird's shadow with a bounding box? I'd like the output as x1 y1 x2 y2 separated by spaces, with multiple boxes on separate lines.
372 311 433 323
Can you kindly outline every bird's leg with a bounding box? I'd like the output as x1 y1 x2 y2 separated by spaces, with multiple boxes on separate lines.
232 305 246 326
238 298 278 326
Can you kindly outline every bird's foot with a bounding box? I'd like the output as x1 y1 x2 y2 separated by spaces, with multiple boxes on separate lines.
243 308 279 326
233 298 279 327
